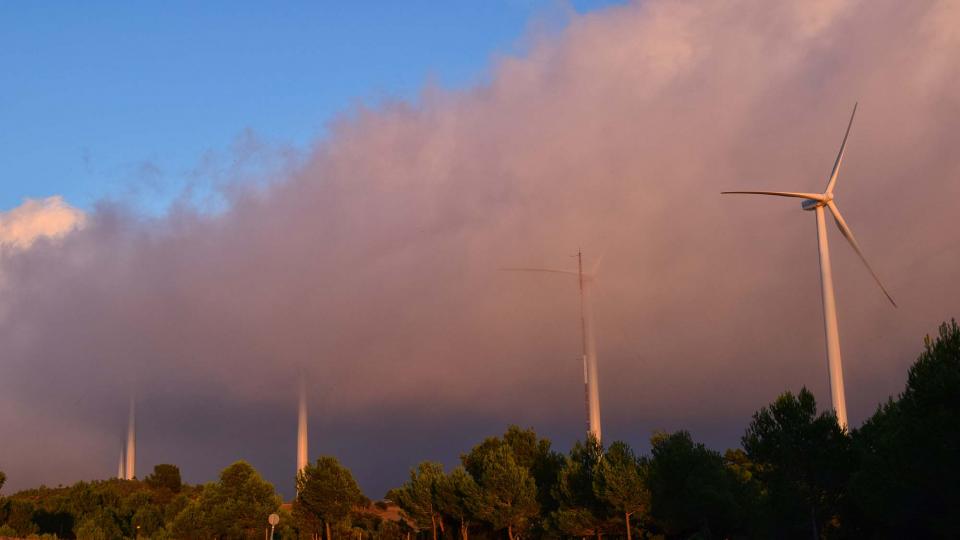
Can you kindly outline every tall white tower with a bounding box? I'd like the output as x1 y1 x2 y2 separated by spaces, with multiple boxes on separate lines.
297 378 308 477
503 250 604 442
117 445 125 479
577 252 602 443
125 395 136 480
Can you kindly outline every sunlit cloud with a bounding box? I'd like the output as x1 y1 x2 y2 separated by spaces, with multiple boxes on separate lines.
0 196 85 251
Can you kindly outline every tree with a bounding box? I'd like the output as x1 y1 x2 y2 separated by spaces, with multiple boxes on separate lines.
209 461 280 538
846 320 960 537
179 461 280 539
132 503 165 537
4 499 38 537
0 470 5 494
295 456 365 540
169 497 210 540
163 491 196 533
646 431 743 538
472 446 539 540
551 436 610 539
722 447 765 536
390 462 446 540
75 507 123 540
742 388 852 538
461 425 563 535
594 441 650 540
437 467 481 540
145 464 183 494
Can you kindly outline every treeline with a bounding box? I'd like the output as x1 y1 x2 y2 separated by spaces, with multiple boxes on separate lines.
1 320 958 539
0 463 283 539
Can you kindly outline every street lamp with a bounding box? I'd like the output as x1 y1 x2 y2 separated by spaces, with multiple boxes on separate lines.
268 513 280 540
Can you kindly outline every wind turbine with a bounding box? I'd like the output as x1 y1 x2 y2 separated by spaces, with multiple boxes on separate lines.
296 376 308 483
722 103 896 429
503 250 604 442
125 394 136 480
117 444 125 480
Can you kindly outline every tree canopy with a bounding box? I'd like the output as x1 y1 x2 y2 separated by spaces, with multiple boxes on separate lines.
595 441 650 540
295 456 365 540
390 461 446 540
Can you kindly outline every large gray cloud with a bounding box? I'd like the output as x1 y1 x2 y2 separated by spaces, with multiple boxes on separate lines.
1 0 958 499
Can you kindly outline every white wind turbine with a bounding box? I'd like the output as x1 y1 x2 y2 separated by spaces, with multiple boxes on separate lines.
504 250 604 442
297 376 308 482
125 394 136 480
722 103 896 429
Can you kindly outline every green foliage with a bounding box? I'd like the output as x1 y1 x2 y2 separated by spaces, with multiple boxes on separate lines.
647 431 743 538
272 505 297 540
595 441 650 539
294 456 365 540
164 461 279 539
198 461 281 539
162 491 193 527
471 445 539 540
131 503 165 537
742 387 852 538
0 470 6 494
390 461 445 539
75 507 124 540
846 320 960 537
551 436 608 537
168 496 210 539
437 466 481 539
144 464 183 495
5 499 39 536
461 425 562 538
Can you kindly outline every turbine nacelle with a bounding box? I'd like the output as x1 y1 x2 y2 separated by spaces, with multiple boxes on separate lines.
802 193 831 211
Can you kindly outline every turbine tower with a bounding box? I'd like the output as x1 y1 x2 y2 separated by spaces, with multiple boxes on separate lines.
125 395 136 480
297 376 308 480
722 103 896 429
117 444 125 480
504 250 603 442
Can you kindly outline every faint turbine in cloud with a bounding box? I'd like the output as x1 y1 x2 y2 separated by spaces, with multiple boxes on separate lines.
125 395 136 480
503 250 604 442
296 376 308 487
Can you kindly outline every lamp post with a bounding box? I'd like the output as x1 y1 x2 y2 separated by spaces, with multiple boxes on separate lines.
268 513 280 540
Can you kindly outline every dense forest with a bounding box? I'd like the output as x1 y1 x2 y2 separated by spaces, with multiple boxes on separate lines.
1 320 958 540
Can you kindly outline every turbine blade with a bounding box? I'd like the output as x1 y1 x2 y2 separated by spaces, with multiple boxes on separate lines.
721 191 825 200
827 201 897 307
591 251 605 277
825 103 857 194
500 267 579 277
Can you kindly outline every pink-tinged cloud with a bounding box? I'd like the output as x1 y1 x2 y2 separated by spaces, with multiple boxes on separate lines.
0 196 85 250
1 0 959 497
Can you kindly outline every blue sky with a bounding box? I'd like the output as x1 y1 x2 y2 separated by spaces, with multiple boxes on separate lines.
1 1 622 213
